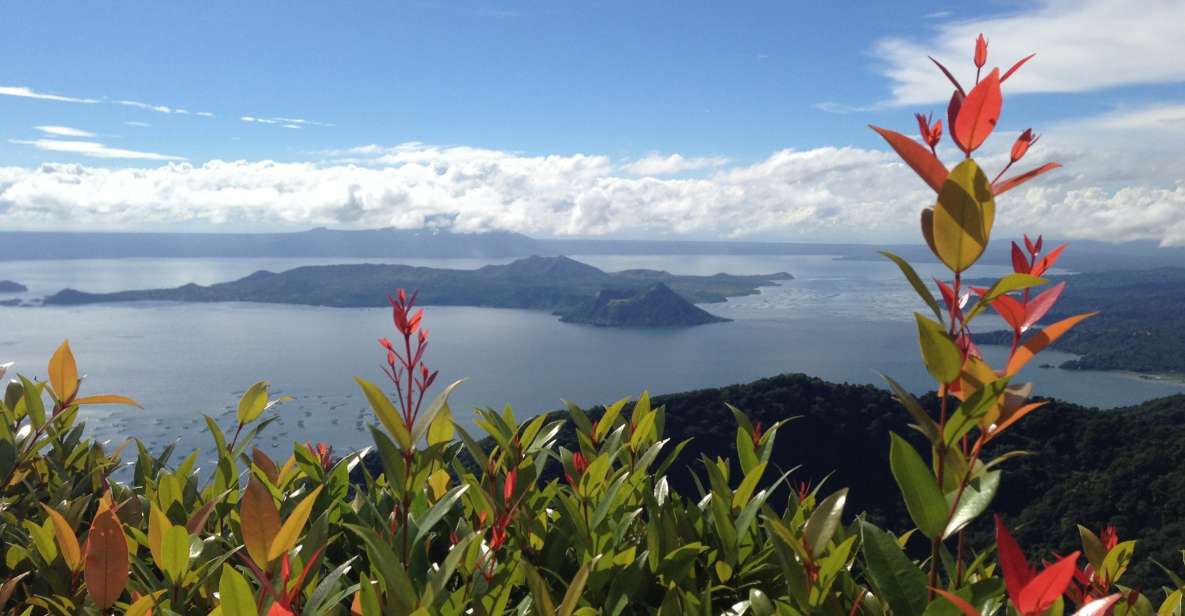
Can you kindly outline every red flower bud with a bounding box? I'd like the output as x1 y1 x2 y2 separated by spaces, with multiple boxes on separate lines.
1011 129 1039 162
572 452 588 474
974 33 988 69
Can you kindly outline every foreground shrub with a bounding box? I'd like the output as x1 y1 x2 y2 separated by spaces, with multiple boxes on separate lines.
0 34 1172 616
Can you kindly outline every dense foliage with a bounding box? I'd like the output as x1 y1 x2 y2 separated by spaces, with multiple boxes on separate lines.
2 34 1176 616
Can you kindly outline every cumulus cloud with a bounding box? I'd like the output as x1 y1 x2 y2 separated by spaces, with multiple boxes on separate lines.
620 153 729 176
876 0 1185 104
0 85 99 104
34 126 97 138
8 139 185 161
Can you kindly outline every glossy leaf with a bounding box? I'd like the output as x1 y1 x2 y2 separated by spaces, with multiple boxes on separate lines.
1021 282 1066 331
355 376 412 450
992 162 1062 196
160 525 190 581
1018 552 1080 615
954 68 1002 153
889 432 947 538
944 471 1000 539
236 381 271 424
870 125 948 193
267 486 323 562
73 394 143 408
48 340 79 401
804 488 848 554
219 565 258 616
1006 312 1097 376
860 520 929 616
932 588 982 616
881 373 941 444
916 314 963 385
40 505 82 571
933 159 996 273
241 477 281 565
84 509 129 610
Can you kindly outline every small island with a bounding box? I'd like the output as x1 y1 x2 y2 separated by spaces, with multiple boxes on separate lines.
0 280 27 293
43 256 792 327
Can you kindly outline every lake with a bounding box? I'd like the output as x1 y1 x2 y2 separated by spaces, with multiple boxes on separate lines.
3 254 1182 465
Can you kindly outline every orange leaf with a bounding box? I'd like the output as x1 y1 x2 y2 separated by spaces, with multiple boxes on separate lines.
931 588 981 616
870 125 949 193
73 394 143 408
252 448 281 484
41 504 83 571
992 162 1062 196
954 68 1002 153
267 603 296 616
48 340 79 402
1006 312 1097 376
1001 53 1036 82
84 509 129 610
986 401 1046 442
240 477 281 565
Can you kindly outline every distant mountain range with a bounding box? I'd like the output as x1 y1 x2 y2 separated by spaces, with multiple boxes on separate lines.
43 255 791 327
0 280 26 293
5 228 1184 272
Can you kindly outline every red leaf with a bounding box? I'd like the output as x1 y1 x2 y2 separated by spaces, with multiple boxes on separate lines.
1022 282 1066 331
1018 552 1080 616
954 68 1003 153
504 468 518 505
1011 242 1029 274
1023 234 1037 255
267 604 296 616
991 295 1026 331
936 278 957 311
1002 53 1036 82
932 588 982 616
974 34 988 69
870 125 949 193
947 91 966 151
992 162 1062 196
1073 594 1123 616
1031 244 1067 277
929 56 966 96
996 516 1035 608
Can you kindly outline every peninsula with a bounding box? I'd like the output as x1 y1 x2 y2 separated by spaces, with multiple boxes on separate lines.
43 256 792 327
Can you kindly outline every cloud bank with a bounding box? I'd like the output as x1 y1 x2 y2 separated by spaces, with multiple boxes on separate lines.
2 124 1183 244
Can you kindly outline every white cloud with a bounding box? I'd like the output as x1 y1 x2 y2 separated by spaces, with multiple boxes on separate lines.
8 139 185 161
621 153 729 176
2 108 1184 245
125 121 153 128
195 111 215 117
877 0 1185 104
0 85 99 104
34 126 97 138
118 100 174 114
243 115 332 128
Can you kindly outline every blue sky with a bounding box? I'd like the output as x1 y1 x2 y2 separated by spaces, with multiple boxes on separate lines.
3 0 1185 243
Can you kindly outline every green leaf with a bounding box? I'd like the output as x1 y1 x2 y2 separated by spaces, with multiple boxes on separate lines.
426 401 455 446
915 314 962 384
943 378 1010 446
160 525 191 582
411 379 464 445
218 565 258 616
860 520 929 616
889 432 947 538
558 556 599 616
18 377 45 430
355 376 412 450
522 561 557 615
236 381 270 424
943 470 1000 539
412 484 469 546
932 158 995 273
881 250 944 320
803 488 848 556
1078 525 1107 571
881 373 941 444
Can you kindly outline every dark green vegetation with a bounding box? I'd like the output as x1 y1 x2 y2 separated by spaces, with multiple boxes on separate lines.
559 283 728 326
0 280 26 293
518 373 1185 588
43 255 790 327
976 267 1185 374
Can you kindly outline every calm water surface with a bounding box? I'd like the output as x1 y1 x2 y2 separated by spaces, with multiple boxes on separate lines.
3 255 1181 464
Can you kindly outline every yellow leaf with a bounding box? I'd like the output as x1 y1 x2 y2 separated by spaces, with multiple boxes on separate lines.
48 340 79 401
41 504 82 571
426 403 455 446
428 469 450 502
932 159 995 273
267 486 323 562
148 504 172 570
84 509 129 610
73 394 143 408
239 478 281 565
236 381 270 424
125 591 165 616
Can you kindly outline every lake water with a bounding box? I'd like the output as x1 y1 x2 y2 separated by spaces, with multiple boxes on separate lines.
3 254 1182 465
